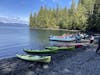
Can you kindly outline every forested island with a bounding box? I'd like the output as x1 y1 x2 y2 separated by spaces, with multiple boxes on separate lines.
29 0 100 32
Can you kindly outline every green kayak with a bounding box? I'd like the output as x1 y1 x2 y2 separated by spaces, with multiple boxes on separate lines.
23 49 58 53
16 54 51 63
45 46 75 51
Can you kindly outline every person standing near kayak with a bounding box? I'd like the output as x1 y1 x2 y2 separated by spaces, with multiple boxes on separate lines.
89 35 94 44
96 36 100 54
75 33 81 43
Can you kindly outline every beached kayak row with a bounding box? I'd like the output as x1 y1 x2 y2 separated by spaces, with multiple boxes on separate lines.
16 44 86 63
0 45 98 75
16 34 89 63
49 33 89 42
24 46 75 53
16 46 76 63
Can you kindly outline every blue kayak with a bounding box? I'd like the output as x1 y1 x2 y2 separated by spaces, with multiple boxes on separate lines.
49 35 76 42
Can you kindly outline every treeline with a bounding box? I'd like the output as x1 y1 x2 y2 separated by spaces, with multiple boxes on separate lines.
87 0 100 32
29 0 100 32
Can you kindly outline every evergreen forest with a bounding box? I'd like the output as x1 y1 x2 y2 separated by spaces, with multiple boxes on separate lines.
29 0 100 32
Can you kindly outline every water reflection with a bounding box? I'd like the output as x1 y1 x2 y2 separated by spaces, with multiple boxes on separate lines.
0 25 76 59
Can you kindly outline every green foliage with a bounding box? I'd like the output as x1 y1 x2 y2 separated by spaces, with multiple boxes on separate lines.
29 12 33 28
29 0 99 32
75 4 88 30
79 0 96 15
87 0 100 32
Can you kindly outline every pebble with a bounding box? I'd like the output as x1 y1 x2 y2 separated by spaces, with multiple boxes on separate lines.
63 68 71 73
43 65 49 69
26 71 35 75
0 46 100 75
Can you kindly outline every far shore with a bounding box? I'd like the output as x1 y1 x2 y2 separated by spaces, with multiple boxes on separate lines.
30 28 100 35
30 28 81 32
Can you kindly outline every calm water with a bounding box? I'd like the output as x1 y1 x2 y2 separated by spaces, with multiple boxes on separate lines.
0 24 74 59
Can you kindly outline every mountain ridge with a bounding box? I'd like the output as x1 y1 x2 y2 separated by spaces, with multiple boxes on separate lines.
0 16 28 25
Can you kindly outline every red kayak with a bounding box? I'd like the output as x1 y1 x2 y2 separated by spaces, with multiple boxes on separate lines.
53 43 83 48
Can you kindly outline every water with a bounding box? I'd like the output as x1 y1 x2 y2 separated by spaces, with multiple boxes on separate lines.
0 24 74 59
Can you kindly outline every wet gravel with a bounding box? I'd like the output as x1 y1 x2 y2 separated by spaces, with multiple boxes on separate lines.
0 45 100 75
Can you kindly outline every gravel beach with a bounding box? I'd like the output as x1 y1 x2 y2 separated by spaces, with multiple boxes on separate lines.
0 45 99 75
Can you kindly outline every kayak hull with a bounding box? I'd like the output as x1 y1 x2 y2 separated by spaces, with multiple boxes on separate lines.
49 36 76 42
52 43 87 48
16 54 51 63
45 46 75 51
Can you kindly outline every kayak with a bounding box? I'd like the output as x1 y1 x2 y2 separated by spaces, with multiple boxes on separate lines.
45 46 75 51
52 43 88 48
53 44 83 48
16 54 51 63
23 49 58 53
49 35 76 42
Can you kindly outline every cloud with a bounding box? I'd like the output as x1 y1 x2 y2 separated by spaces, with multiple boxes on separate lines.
0 16 28 24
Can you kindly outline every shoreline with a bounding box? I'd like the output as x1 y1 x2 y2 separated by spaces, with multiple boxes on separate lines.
30 28 100 34
0 45 100 75
30 28 80 32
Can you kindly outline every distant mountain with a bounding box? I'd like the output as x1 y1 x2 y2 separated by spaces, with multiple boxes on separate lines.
0 22 27 26
0 16 28 25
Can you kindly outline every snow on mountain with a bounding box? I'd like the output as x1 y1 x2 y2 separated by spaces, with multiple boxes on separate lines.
0 16 29 24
